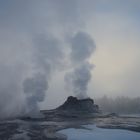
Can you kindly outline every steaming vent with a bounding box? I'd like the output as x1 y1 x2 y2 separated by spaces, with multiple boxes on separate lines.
57 96 99 113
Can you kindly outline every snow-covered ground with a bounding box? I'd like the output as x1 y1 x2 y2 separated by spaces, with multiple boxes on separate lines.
59 125 140 140
120 114 140 117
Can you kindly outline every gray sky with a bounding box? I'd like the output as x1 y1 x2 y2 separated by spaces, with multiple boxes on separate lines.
0 0 140 113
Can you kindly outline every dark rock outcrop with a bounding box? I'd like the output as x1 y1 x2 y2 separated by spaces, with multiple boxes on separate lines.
57 96 99 113
22 96 100 122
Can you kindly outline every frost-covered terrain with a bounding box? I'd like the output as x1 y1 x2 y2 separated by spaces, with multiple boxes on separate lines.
59 124 140 140
12 97 139 140
1 114 140 140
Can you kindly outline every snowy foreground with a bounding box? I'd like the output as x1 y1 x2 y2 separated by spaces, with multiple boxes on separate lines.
1 112 140 139
59 124 140 140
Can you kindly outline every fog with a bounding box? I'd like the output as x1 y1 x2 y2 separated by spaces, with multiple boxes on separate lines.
0 0 140 119
0 0 96 118
95 96 140 114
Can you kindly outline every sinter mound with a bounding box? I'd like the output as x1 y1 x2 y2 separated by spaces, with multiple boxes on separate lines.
57 96 99 113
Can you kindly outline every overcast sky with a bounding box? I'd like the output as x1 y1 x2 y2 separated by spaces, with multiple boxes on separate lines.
0 0 140 111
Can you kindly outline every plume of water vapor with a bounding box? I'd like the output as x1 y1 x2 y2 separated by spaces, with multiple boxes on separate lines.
70 31 95 64
65 62 94 99
0 0 95 119
65 31 96 99
23 34 65 117
23 73 48 116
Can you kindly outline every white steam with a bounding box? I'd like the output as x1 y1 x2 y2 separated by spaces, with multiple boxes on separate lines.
0 0 96 119
23 34 65 116
65 31 96 99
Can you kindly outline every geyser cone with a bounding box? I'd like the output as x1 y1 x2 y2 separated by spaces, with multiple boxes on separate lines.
57 96 99 113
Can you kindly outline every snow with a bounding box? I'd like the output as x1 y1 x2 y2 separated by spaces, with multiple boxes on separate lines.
59 124 140 140
120 114 140 117
11 131 30 140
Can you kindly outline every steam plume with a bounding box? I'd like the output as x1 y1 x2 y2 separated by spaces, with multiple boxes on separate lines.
23 73 48 116
23 34 64 116
0 1 96 119
65 31 96 99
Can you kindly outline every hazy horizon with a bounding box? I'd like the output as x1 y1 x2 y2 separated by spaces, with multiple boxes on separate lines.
0 0 140 118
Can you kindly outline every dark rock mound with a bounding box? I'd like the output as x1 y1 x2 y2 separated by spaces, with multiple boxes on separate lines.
22 96 100 122
57 96 99 113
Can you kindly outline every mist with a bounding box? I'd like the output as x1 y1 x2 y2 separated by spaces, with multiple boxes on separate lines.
0 0 140 119
0 0 79 119
0 0 96 119
95 96 140 114
22 34 65 116
65 31 96 99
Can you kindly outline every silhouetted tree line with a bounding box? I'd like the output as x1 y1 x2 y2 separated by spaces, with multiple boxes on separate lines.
95 95 140 114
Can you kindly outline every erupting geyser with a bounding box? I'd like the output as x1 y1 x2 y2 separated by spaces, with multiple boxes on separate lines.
65 31 96 99
23 35 65 117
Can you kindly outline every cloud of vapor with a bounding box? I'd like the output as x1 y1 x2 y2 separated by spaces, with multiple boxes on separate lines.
0 0 139 119
95 95 140 114
22 34 65 116
32 34 65 73
70 31 95 64
0 0 97 118
23 73 48 116
65 62 93 99
65 31 96 99
0 64 26 119
0 0 80 119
